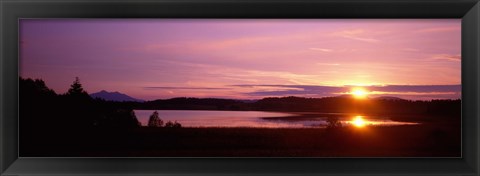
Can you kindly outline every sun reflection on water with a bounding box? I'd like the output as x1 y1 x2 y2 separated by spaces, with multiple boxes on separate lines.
344 115 420 128
351 116 367 127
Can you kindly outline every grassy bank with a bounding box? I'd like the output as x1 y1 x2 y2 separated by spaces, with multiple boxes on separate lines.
21 122 460 157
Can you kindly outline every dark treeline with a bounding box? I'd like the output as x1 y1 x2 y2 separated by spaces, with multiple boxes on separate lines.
139 98 247 110
20 77 141 130
20 77 143 155
137 96 461 117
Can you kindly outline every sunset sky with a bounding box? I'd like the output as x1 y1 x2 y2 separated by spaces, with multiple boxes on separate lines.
20 19 461 101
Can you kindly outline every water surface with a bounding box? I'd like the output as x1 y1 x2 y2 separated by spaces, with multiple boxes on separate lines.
134 110 420 128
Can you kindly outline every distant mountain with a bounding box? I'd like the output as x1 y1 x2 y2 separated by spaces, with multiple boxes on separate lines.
90 90 144 102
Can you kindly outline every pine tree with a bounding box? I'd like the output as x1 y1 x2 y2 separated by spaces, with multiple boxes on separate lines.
64 77 93 128
67 77 87 95
148 111 163 127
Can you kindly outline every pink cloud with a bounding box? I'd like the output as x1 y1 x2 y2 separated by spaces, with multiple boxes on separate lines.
431 54 461 62
331 29 380 43
415 26 460 33
309 48 333 52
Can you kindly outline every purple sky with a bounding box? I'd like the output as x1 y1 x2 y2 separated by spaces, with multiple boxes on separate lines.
20 19 461 100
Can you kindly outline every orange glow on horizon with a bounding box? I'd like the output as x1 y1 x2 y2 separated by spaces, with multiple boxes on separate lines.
351 87 369 99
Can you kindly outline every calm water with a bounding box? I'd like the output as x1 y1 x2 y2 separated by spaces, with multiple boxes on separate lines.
134 110 419 128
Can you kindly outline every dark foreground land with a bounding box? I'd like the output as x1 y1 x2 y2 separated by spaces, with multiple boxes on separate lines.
22 121 460 157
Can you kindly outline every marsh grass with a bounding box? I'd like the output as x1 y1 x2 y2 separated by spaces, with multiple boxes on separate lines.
22 121 460 157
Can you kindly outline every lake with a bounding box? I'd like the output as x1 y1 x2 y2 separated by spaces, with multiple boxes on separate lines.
134 110 420 128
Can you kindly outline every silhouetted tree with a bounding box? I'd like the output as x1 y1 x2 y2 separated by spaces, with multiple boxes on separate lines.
148 111 163 127
19 77 59 129
165 120 182 128
173 121 182 128
165 121 174 128
131 110 142 127
62 77 95 128
97 109 141 128
67 77 88 96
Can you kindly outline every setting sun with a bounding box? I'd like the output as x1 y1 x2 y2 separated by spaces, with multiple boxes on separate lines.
352 116 366 127
351 88 368 99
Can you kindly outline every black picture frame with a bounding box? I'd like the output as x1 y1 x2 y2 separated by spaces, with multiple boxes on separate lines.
1 0 479 175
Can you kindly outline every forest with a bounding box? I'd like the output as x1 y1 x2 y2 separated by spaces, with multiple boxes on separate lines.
139 96 461 117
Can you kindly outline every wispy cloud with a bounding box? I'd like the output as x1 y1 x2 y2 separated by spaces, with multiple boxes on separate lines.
232 84 461 100
430 54 461 62
309 48 333 52
415 26 460 33
316 63 340 66
364 91 458 96
332 29 380 43
144 86 231 90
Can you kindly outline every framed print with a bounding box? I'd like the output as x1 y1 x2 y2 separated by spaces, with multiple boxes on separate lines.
1 0 479 175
